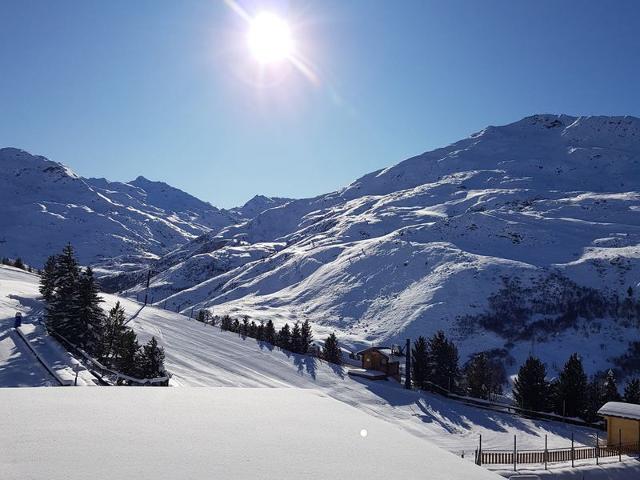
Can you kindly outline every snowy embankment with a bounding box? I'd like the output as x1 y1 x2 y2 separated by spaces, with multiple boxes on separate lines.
0 265 99 386
0 388 502 480
0 266 58 386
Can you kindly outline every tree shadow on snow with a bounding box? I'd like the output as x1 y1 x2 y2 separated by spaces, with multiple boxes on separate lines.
349 376 546 437
293 354 317 380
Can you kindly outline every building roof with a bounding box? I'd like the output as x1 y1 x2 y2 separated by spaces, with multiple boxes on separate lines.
598 402 640 420
356 346 403 363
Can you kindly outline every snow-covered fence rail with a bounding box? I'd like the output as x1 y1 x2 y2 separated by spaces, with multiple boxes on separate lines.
12 327 65 386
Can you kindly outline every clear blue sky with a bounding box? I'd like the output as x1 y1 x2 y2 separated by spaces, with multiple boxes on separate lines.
1 1 639 208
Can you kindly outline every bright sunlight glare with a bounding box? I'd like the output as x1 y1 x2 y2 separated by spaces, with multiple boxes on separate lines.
247 12 294 64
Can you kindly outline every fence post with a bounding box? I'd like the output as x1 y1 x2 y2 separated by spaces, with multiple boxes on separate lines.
571 432 574 468
513 434 517 471
596 431 599 466
544 434 548 470
477 434 482 466
619 428 622 462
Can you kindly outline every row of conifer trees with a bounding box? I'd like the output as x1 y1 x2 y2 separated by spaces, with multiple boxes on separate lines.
196 310 342 364
40 244 167 384
411 331 505 399
411 331 638 422
513 354 640 421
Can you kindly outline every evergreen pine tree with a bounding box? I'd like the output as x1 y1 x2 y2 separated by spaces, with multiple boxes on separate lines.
39 255 58 302
300 320 313 354
411 336 429 389
554 353 588 418
290 321 303 353
428 330 459 392
464 353 492 400
264 320 276 345
624 378 640 404
241 316 249 337
602 370 621 402
102 301 127 362
76 267 105 355
13 258 25 270
46 244 81 343
114 329 140 380
256 321 265 341
232 318 240 333
249 320 258 338
584 375 605 422
220 315 232 331
139 336 167 381
322 333 341 364
277 323 291 349
513 356 550 411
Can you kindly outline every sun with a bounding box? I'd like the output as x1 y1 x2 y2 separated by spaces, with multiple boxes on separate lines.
247 12 294 64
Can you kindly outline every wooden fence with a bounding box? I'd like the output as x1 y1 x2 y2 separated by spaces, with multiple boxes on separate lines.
476 438 640 469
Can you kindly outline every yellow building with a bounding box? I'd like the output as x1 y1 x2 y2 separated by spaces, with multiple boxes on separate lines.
598 401 640 445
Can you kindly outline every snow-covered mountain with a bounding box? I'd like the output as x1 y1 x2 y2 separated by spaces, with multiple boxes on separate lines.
0 147 240 266
123 114 640 377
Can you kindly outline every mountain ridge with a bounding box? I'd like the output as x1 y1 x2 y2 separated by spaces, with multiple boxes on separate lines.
117 114 640 379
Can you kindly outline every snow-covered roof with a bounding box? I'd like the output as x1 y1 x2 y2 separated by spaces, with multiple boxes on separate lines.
598 402 640 420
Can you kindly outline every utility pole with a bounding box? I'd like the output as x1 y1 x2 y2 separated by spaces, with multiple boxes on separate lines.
404 338 411 389
144 269 152 305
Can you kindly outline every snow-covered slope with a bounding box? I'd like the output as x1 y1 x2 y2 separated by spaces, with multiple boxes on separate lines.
0 265 598 458
0 148 239 266
125 115 640 377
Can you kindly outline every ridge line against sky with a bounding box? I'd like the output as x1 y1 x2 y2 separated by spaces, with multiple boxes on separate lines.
1 1 639 208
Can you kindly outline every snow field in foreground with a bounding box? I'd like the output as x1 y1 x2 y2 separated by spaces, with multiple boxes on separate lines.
0 388 502 480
